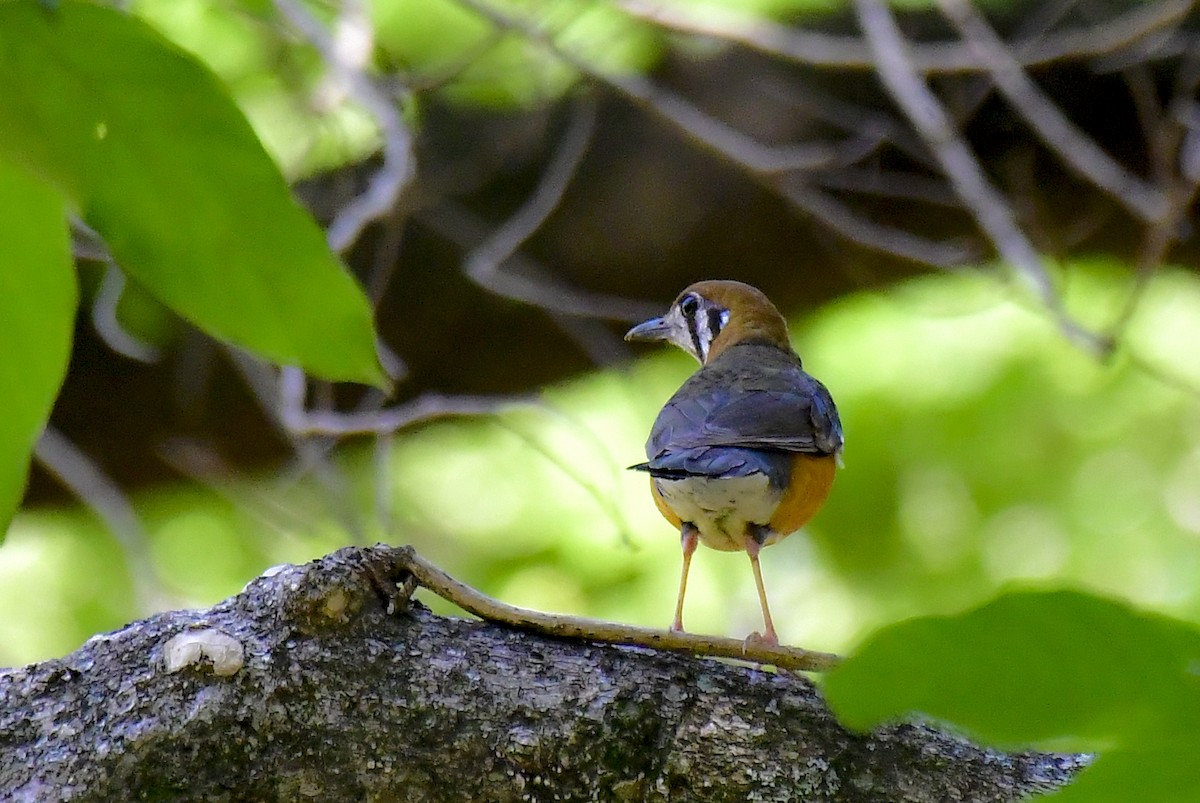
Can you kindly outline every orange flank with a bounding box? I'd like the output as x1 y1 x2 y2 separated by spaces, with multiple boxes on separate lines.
766 453 837 543
649 478 684 530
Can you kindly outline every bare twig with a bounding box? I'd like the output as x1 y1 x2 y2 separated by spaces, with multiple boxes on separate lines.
274 0 416 253
92 264 162 364
1105 49 1200 343
452 0 969 270
424 203 661 322
759 78 936 169
457 98 679 328
782 182 975 267
34 426 170 613
285 391 525 436
462 99 620 317
853 0 1102 350
814 167 960 208
393 545 841 672
69 217 110 262
938 0 1169 224
453 0 876 176
617 0 1194 74
366 205 407 306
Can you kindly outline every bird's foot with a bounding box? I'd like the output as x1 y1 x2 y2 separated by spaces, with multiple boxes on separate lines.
742 630 780 651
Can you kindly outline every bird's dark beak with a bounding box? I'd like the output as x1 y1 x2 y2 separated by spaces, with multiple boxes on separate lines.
624 316 672 343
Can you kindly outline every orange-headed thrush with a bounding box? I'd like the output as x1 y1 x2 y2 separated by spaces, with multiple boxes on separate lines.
626 280 843 645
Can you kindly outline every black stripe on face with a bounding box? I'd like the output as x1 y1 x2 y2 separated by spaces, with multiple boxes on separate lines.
678 293 705 360
688 316 705 360
706 307 725 339
680 295 730 363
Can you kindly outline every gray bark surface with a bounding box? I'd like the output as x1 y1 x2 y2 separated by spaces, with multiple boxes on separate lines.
0 546 1084 801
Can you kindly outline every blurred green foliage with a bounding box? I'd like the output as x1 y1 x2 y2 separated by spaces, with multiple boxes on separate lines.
7 262 1200 669
3 3 1200 795
130 0 665 175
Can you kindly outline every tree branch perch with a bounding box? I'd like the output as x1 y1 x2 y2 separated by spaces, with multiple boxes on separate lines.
1 545 1085 801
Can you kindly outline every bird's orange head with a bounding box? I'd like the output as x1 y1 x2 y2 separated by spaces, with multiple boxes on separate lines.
625 280 791 364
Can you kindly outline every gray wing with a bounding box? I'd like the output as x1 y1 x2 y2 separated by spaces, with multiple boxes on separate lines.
648 381 841 456
635 370 843 481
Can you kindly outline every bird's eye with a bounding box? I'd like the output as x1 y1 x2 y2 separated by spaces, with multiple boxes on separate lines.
679 293 700 318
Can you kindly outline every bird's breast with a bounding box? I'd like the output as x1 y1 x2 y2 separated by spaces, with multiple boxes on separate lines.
652 473 784 552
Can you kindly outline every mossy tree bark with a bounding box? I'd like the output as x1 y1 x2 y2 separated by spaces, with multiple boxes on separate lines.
0 546 1083 802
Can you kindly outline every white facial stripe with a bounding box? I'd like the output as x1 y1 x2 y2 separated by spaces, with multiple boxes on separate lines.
679 298 729 363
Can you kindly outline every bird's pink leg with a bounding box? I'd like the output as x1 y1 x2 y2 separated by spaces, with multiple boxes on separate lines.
744 534 779 646
672 524 699 632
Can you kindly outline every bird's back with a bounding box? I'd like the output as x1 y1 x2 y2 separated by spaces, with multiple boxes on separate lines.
640 341 843 483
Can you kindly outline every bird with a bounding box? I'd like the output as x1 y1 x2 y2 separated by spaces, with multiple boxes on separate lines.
625 280 843 645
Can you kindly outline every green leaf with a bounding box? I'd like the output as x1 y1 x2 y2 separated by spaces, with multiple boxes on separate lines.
823 590 1200 752
0 158 76 536
1043 751 1200 803
0 1 385 387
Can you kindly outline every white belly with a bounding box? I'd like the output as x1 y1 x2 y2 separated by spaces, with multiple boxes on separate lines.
653 473 784 551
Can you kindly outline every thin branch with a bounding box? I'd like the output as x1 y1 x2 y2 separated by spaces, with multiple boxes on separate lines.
69 220 163 363
814 167 960 207
424 203 661 321
1182 102 1200 184
452 0 969 270
454 0 876 176
92 264 162 364
853 0 1101 351
1104 49 1200 344
1087 29 1197 73
456 98 680 328
392 545 841 672
286 391 526 436
462 99 628 318
759 77 937 170
274 0 416 253
782 182 976 267
365 205 407 306
616 0 1194 74
937 0 1083 130
938 0 1169 224
33 426 170 613
69 217 110 262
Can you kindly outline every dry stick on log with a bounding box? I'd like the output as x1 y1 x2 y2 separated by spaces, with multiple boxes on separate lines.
391 545 842 672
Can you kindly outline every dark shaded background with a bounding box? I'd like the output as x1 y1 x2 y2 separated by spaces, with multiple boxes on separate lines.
32 1 1200 501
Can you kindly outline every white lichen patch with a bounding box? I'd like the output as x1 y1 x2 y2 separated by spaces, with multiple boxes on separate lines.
163 629 245 677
